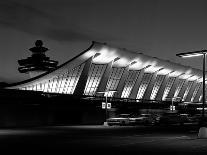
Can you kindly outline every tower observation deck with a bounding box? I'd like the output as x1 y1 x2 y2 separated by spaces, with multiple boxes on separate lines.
18 40 58 77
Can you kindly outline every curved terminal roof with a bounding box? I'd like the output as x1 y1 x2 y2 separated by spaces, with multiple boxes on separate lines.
7 41 204 88
5 41 205 103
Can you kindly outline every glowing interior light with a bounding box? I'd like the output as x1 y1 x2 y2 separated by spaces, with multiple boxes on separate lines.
143 60 157 67
144 66 162 73
83 49 97 59
197 108 207 110
92 48 118 63
179 74 193 79
44 83 48 92
198 78 207 83
157 69 172 75
113 57 129 66
188 76 200 81
167 71 182 77
130 61 137 66
36 84 41 91
129 60 143 70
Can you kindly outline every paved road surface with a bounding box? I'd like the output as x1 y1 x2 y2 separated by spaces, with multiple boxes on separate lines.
0 125 207 154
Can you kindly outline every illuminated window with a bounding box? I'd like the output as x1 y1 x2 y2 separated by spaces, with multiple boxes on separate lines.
84 64 106 95
36 83 41 91
150 75 165 100
58 75 66 93
182 81 194 101
105 67 125 97
162 77 176 101
65 64 84 94
198 84 207 102
28 86 33 90
51 78 58 93
173 79 185 98
191 82 202 102
56 76 63 93
44 80 51 93
39 64 84 94
43 82 48 92
20 67 84 94
136 73 153 99
121 70 140 98
19 87 26 90
32 85 36 91
199 95 202 102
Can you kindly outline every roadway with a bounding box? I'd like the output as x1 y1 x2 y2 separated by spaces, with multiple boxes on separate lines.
0 124 207 154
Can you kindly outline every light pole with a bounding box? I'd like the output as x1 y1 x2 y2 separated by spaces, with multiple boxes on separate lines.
176 50 207 138
166 97 181 112
173 97 181 112
97 90 117 126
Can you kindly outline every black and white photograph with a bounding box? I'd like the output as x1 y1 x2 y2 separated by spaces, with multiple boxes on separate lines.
1 0 207 154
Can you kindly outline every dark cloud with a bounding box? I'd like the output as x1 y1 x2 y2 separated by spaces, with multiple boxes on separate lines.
0 0 118 42
44 27 118 42
0 1 50 25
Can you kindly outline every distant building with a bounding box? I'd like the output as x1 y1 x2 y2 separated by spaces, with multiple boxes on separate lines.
18 40 58 78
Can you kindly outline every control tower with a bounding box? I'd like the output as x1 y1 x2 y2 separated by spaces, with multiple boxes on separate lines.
18 40 58 78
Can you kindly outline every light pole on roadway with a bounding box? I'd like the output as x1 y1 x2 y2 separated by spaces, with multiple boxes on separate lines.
176 50 207 138
97 90 117 126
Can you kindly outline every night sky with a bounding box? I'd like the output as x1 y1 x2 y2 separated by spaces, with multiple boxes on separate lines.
1 0 207 83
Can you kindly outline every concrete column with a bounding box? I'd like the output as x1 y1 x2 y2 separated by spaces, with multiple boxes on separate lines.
167 77 181 98
95 61 113 96
155 75 169 101
73 57 93 96
129 69 145 99
143 71 158 100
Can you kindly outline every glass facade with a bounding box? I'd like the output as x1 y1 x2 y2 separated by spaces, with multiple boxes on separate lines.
16 56 204 103
22 63 84 94
191 82 202 102
150 75 165 100
84 63 106 96
162 77 176 101
173 79 185 98
182 81 194 101
198 84 207 102
104 67 125 97
121 70 140 98
136 73 153 100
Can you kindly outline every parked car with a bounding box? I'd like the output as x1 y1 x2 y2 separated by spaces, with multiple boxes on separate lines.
107 114 131 126
129 113 156 125
158 112 193 125
107 113 161 126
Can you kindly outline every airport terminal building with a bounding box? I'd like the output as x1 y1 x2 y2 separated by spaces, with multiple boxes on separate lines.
2 41 206 126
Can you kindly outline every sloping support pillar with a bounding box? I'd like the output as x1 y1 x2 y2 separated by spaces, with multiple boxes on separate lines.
129 69 145 99
143 71 159 100
73 57 93 96
167 76 182 98
95 58 119 96
114 66 130 98
155 74 169 101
